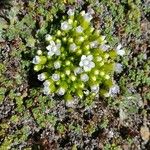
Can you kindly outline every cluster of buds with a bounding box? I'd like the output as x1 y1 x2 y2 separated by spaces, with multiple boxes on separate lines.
32 9 125 103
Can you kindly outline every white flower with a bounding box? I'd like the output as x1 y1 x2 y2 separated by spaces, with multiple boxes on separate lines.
54 61 61 69
81 12 93 22
79 55 95 72
74 67 83 75
58 88 65 96
115 63 123 73
69 43 77 52
91 85 99 93
46 41 60 56
37 73 46 81
37 50 42 55
32 56 40 64
84 90 90 95
45 34 52 42
80 74 89 82
43 86 51 95
61 21 71 30
116 44 125 56
67 8 75 16
76 26 83 33
100 44 110 51
52 73 60 81
46 41 55 51
43 80 50 87
90 41 98 48
109 85 120 97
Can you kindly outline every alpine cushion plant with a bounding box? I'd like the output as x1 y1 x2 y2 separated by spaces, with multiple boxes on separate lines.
32 9 125 104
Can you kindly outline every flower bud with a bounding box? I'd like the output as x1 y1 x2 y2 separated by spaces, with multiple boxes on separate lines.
45 34 52 42
100 71 105 76
37 72 48 81
104 53 109 59
65 93 73 101
105 75 110 80
65 68 71 75
77 89 83 98
70 74 76 81
56 30 61 36
37 50 42 55
34 64 43 71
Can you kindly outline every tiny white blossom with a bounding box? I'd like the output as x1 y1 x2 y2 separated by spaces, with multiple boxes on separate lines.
76 26 83 33
101 36 106 41
52 73 60 81
84 90 90 95
61 21 71 30
47 47 58 56
81 74 89 82
58 88 65 96
43 80 50 87
43 86 51 95
47 41 61 56
115 63 123 73
84 12 93 21
45 34 52 41
116 44 125 56
74 67 83 75
109 85 120 97
90 41 98 48
54 61 61 69
46 41 55 51
67 8 75 16
37 73 46 81
100 44 110 51
32 56 40 64
91 85 99 93
79 55 95 72
70 43 77 52
108 130 114 138
37 50 42 55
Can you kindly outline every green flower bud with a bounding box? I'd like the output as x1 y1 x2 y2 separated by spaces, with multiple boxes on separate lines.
68 38 73 43
104 53 109 59
62 37 67 42
100 71 105 76
70 74 76 81
65 68 71 75
77 89 83 99
76 49 82 55
91 75 97 82
105 75 110 80
96 56 102 62
65 60 71 66
99 61 104 66
34 64 43 71
56 30 61 36
68 19 73 24
65 93 73 101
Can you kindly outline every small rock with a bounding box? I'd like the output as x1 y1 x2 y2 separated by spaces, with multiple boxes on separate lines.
140 126 150 142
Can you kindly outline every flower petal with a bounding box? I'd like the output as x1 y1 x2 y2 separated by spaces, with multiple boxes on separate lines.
81 55 86 60
46 45 52 51
116 44 122 50
89 62 95 68
79 61 83 67
117 49 125 56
